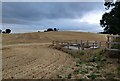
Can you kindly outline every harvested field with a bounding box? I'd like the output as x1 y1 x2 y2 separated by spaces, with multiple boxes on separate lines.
2 31 107 45
2 31 108 79
2 44 75 79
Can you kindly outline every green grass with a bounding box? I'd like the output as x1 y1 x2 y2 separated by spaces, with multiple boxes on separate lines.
112 37 120 49
54 45 119 79
87 73 97 80
117 66 120 75
74 69 88 74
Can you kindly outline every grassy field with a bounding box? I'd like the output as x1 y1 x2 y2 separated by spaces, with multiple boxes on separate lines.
3 31 118 79
53 45 120 79
2 31 107 45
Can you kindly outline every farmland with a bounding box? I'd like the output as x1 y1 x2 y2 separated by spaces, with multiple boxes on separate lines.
2 31 119 79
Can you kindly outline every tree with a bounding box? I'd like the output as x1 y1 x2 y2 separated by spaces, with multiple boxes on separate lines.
54 28 59 31
2 31 6 33
0 29 2 33
54 28 57 31
100 0 120 35
44 30 47 32
47 28 53 32
5 29 11 33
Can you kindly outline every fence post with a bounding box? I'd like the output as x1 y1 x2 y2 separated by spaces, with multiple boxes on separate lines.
95 41 97 47
78 44 80 50
92 43 94 48
67 42 69 49
99 42 101 48
80 40 83 50
86 40 89 46
80 40 82 45
81 43 85 50
107 36 111 49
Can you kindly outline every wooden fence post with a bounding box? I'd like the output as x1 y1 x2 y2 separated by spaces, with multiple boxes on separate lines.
99 42 101 48
80 40 83 50
92 43 94 48
86 40 89 46
67 42 69 49
95 41 97 47
81 43 85 50
78 44 80 50
107 35 111 49
80 40 83 45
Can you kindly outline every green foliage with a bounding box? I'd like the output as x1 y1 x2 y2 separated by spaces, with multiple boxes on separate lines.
90 53 102 62
67 74 72 79
111 44 120 49
100 1 120 34
74 69 88 74
57 74 62 78
76 61 85 67
117 66 120 74
79 51 85 55
112 37 120 49
76 63 81 67
87 73 97 80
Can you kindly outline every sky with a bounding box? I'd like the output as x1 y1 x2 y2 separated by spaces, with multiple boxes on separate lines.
2 2 106 33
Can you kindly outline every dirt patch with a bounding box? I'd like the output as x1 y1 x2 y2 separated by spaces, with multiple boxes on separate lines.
2 45 76 79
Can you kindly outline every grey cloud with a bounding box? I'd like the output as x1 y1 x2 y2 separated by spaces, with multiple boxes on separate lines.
2 2 104 24
2 18 103 33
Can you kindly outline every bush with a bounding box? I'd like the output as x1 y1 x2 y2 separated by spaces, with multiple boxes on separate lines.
79 51 85 55
74 69 88 74
2 31 6 33
5 29 11 33
54 28 59 31
0 29 2 33
87 73 97 80
67 74 72 79
44 30 47 32
47 28 53 32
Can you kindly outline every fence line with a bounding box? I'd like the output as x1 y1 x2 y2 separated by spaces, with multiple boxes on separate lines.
52 35 120 51
52 40 107 50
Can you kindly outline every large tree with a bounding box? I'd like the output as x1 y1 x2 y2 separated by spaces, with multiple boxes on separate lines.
100 0 120 34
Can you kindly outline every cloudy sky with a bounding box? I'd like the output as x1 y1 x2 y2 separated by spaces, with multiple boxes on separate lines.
2 2 106 33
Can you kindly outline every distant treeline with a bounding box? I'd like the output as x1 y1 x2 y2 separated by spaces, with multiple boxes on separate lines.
99 32 120 35
38 28 59 32
0 29 11 34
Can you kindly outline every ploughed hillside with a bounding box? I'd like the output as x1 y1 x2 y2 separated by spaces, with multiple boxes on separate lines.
2 31 107 45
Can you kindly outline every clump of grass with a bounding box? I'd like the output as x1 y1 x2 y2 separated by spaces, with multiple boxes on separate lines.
57 74 63 78
75 61 84 67
67 74 72 79
117 66 120 75
89 50 104 63
87 73 97 80
74 69 88 74
105 73 115 79
79 51 85 55
112 37 120 49
76 63 81 67
112 44 120 49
